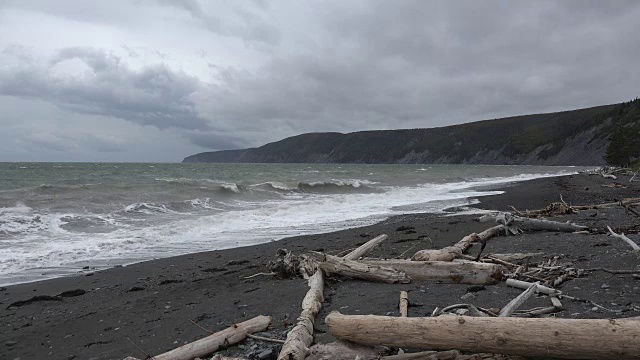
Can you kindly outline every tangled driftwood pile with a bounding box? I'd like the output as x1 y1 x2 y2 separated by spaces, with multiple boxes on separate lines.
124 196 640 360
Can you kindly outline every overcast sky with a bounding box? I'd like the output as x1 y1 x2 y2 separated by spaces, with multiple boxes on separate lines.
1 1 639 162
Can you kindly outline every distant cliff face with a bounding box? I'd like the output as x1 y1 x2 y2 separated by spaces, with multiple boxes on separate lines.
183 102 637 165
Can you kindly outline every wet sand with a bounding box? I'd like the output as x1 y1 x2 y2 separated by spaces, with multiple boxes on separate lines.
1 173 639 360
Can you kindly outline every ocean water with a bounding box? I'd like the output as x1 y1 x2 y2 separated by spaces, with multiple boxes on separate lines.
0 163 584 286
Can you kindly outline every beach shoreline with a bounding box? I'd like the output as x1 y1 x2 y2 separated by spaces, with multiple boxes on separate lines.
1 173 639 360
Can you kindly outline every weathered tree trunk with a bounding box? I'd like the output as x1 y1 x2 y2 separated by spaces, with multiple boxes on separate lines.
278 235 389 360
326 312 640 359
412 233 480 261
277 271 324 360
519 217 589 232
152 315 271 360
344 234 388 260
478 213 588 233
382 350 524 359
306 341 383 360
309 253 411 284
515 197 640 217
477 225 506 241
361 259 505 285
382 350 462 359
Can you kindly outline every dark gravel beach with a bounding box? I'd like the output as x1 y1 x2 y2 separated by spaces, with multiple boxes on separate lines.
1 173 639 360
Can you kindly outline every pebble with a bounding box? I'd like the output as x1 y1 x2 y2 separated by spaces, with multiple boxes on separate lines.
6 340 17 347
591 306 599 311
460 293 474 300
257 349 272 359
601 284 610 289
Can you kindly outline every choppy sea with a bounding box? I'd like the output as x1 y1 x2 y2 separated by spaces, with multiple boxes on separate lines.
0 162 585 285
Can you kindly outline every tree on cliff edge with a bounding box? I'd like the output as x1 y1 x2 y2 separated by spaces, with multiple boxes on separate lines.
606 123 639 167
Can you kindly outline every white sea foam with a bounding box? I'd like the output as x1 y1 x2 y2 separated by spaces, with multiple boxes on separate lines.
0 169 576 286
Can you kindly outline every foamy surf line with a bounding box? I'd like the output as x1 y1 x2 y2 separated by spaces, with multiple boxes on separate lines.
0 170 575 286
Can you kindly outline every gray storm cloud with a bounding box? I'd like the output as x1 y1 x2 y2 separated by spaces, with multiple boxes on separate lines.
0 46 208 130
0 0 639 161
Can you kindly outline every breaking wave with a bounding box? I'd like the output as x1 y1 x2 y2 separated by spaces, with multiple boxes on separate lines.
252 179 379 193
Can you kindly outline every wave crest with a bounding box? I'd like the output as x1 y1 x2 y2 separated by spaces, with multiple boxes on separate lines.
253 179 379 194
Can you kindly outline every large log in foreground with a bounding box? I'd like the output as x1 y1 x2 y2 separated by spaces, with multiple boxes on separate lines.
361 259 505 285
326 312 640 359
153 315 271 360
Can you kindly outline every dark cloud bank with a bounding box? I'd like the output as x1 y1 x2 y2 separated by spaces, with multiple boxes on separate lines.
0 0 639 161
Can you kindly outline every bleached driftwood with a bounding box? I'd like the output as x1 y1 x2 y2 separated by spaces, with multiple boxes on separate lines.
510 197 640 217
412 233 480 261
382 350 525 359
306 341 383 360
326 312 640 359
361 259 505 285
476 224 508 241
478 212 588 233
399 291 408 317
410 225 506 262
498 283 537 317
278 235 389 360
381 350 459 359
346 234 388 260
150 315 271 360
607 226 640 251
277 269 324 360
505 279 560 296
309 253 411 284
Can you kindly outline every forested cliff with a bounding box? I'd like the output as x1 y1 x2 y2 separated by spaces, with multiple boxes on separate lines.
184 100 640 166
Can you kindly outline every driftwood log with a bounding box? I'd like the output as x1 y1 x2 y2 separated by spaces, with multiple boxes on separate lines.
511 196 640 218
345 234 388 260
411 225 506 262
399 291 408 317
306 341 384 360
277 270 324 360
505 279 561 296
278 235 389 360
412 233 480 261
478 212 588 233
382 350 525 359
309 253 411 284
326 312 640 359
607 226 640 251
498 283 537 317
361 259 505 285
143 315 271 360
